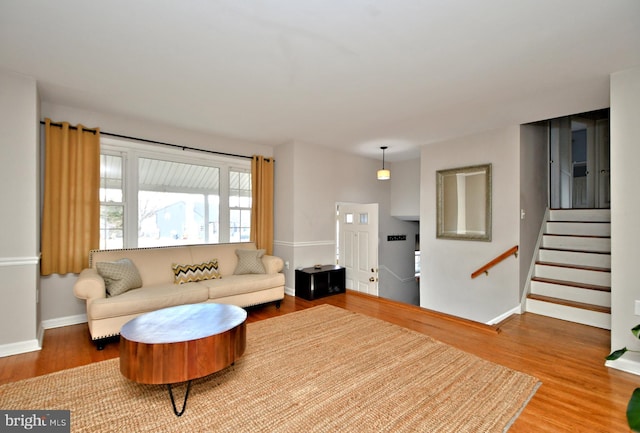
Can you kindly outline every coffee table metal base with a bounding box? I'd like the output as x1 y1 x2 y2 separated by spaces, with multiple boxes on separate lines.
120 304 247 417
167 381 192 417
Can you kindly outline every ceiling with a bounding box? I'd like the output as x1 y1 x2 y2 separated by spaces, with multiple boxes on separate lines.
1 1 639 162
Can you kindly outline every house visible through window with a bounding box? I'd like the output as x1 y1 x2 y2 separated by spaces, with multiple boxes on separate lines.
99 138 251 250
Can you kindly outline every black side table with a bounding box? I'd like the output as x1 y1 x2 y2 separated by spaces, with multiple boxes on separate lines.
295 265 346 300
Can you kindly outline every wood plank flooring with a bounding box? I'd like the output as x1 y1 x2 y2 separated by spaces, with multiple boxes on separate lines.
0 291 637 432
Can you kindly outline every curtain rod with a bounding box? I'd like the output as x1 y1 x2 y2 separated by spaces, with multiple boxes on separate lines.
40 120 264 161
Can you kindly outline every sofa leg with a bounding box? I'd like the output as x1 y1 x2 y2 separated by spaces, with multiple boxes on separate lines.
94 338 108 351
275 300 281 309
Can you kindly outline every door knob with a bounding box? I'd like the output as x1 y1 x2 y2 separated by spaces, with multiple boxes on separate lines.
369 277 375 282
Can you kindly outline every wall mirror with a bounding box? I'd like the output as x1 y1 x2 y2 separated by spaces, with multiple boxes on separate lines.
436 163 492 241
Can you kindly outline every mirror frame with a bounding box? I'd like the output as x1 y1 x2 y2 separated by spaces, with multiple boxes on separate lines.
436 163 492 241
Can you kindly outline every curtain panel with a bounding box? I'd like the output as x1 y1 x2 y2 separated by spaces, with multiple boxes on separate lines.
250 155 274 255
41 119 100 275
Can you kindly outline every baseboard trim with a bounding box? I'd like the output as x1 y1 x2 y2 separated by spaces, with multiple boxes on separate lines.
41 313 87 330
486 305 522 325
284 286 295 297
0 339 41 357
605 357 640 377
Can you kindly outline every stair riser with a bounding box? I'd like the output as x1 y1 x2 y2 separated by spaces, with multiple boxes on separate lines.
546 222 610 236
530 281 611 307
549 209 611 222
538 249 611 268
525 298 611 330
534 265 611 286
542 236 611 252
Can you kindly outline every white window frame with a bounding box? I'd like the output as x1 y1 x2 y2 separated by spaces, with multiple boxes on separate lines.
228 167 252 243
100 136 251 249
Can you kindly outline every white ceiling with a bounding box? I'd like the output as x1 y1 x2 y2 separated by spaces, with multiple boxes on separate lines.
1 1 639 161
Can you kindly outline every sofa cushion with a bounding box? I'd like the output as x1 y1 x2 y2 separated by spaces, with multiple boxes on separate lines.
234 249 266 274
172 259 221 284
88 283 209 320
198 273 285 299
95 258 143 297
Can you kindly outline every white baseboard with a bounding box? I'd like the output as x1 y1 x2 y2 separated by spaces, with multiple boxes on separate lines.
284 286 295 297
41 313 87 330
486 305 522 325
0 339 41 358
605 358 640 377
0 315 87 357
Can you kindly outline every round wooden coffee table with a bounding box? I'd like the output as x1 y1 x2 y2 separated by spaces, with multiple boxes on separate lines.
119 303 247 416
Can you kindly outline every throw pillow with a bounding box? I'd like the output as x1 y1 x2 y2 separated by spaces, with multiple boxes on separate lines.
234 249 266 275
172 259 221 284
96 258 143 297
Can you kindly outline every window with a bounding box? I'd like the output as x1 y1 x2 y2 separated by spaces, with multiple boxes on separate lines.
229 169 251 243
100 153 124 250
99 138 251 249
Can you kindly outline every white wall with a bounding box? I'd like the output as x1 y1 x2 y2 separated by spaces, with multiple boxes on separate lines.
39 102 275 324
420 126 521 323
519 123 549 298
608 66 640 374
273 141 296 292
391 158 420 220
0 69 40 355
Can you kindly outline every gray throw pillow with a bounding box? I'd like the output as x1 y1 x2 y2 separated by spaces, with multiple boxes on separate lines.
96 258 143 297
234 249 266 275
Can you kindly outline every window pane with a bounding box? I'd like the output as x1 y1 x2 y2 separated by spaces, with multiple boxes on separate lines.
138 158 219 248
138 191 206 247
100 204 123 250
208 194 220 243
100 154 123 249
229 170 251 208
139 158 219 191
229 169 251 242
100 154 122 202
230 209 241 243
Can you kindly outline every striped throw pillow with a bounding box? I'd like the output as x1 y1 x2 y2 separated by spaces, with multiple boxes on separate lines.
172 259 221 284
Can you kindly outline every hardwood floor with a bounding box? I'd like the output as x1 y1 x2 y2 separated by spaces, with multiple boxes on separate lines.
0 291 637 432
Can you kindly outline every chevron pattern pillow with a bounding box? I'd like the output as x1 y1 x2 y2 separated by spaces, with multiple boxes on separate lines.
96 258 143 297
172 259 221 284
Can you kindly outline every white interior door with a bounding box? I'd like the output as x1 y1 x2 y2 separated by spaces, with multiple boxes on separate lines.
337 203 378 296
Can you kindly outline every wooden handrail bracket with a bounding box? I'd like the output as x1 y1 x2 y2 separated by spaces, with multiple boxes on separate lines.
471 245 518 279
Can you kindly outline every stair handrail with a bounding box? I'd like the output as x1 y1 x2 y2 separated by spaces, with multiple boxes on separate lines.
471 245 519 279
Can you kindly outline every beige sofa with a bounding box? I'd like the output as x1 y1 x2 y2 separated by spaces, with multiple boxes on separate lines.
73 242 284 347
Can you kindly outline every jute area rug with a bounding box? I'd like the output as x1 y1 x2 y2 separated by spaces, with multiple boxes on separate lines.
0 305 540 432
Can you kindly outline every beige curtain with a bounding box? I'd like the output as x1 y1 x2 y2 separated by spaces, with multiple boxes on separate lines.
250 155 274 255
41 119 100 275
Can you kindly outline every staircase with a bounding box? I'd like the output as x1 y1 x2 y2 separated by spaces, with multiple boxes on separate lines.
525 208 611 329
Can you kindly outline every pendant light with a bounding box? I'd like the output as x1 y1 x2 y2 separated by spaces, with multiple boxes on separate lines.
377 146 390 180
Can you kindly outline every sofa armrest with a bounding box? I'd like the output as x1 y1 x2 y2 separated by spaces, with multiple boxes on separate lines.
73 268 107 301
262 255 284 274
